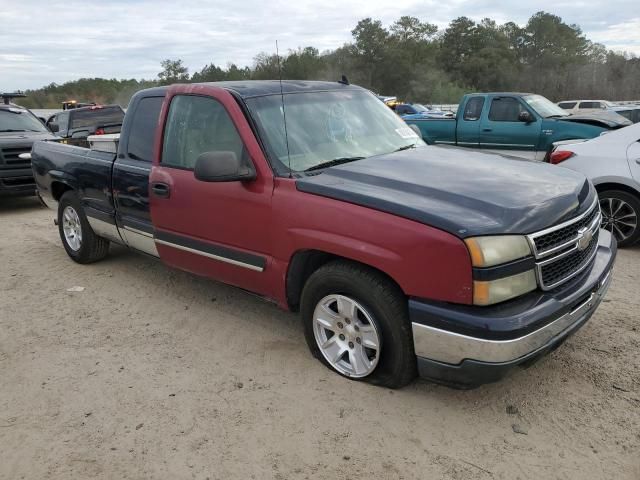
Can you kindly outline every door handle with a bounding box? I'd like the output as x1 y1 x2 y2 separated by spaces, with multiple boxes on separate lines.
482 128 492 132
151 182 170 198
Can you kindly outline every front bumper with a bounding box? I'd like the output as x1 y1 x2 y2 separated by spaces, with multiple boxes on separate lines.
0 167 36 197
410 229 616 388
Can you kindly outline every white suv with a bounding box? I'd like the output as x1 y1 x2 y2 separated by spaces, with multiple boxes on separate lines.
557 100 617 114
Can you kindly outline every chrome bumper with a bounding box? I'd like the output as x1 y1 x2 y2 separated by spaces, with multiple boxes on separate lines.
412 269 612 365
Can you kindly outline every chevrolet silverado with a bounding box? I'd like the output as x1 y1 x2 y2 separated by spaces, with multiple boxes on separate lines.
31 81 616 388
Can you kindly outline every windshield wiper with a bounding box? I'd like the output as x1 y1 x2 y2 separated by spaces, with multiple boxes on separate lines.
305 156 365 172
0 129 28 132
394 143 417 152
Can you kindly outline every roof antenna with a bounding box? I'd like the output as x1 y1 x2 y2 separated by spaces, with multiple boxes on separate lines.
276 40 292 178
338 75 349 85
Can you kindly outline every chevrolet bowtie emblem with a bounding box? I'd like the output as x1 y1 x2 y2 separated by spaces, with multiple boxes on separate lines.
576 227 593 251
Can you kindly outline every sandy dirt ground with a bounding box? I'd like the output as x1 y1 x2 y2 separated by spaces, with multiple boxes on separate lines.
0 197 638 480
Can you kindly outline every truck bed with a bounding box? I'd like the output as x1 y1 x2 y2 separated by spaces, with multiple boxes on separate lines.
403 117 457 145
31 140 117 217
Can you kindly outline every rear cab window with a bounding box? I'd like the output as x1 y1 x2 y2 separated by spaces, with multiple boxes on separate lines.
161 95 246 170
126 97 163 162
463 97 485 121
69 106 125 130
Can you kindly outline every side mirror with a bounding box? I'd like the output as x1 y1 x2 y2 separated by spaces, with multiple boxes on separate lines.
71 130 89 139
49 122 59 133
194 151 256 182
518 111 534 123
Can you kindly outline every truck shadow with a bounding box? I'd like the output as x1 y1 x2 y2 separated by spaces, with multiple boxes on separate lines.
0 196 43 215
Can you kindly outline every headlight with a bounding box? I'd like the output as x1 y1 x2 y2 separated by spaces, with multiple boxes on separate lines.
464 235 532 267
464 235 537 305
472 270 537 306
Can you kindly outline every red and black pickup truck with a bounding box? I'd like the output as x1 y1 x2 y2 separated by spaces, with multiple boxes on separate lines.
31 81 616 389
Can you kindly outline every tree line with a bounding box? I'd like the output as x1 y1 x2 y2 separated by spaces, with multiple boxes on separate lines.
18 11 640 109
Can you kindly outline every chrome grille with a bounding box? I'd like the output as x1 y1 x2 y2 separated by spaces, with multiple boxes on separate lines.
527 199 601 290
533 206 599 255
538 231 599 289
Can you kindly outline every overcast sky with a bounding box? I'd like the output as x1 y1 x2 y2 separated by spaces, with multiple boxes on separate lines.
1 0 639 91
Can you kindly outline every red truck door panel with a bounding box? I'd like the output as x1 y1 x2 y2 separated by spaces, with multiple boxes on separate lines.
149 85 276 298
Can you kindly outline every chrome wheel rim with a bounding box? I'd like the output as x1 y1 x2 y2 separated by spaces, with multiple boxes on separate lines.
62 206 82 251
600 197 637 242
312 294 381 378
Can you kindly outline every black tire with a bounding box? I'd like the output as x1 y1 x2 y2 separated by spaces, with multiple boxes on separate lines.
598 190 640 247
58 191 110 263
300 260 416 389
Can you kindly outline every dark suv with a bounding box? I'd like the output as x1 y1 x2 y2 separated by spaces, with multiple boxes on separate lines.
0 96 55 197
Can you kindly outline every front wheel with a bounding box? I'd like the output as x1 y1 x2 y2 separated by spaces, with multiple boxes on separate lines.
300 261 416 389
58 191 110 263
599 190 640 247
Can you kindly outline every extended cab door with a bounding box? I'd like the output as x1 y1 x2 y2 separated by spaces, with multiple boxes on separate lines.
113 92 165 256
456 96 485 147
479 96 542 159
149 85 276 298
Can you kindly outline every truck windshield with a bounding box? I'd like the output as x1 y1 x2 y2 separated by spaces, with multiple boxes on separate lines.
0 109 48 132
246 90 425 174
522 95 570 118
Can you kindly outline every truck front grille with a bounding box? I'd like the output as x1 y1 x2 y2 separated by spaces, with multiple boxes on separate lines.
539 231 599 289
0 146 31 167
532 203 600 256
527 199 601 290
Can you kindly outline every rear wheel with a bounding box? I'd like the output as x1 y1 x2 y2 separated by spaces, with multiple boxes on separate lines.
301 261 416 389
599 190 640 247
58 191 110 263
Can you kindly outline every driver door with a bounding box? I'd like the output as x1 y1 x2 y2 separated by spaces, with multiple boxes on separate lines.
149 86 276 298
479 96 541 159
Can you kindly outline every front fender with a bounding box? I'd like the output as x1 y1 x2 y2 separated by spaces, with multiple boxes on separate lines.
272 180 473 306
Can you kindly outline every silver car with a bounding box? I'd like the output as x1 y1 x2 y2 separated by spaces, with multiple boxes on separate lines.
550 123 640 247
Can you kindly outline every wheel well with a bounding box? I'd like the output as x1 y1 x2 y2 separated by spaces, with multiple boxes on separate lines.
285 250 404 312
51 181 73 201
594 182 640 199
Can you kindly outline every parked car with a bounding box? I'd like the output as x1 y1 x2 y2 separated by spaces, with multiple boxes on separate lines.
612 105 640 124
550 123 640 247
32 81 616 389
46 104 125 147
405 93 631 161
0 93 56 197
557 100 618 114
395 103 455 118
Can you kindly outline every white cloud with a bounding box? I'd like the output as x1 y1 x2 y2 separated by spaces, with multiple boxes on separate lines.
0 0 637 90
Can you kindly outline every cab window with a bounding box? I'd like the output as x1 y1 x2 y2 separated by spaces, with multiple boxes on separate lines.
558 102 576 110
488 97 528 122
161 95 245 170
127 96 163 162
463 97 485 121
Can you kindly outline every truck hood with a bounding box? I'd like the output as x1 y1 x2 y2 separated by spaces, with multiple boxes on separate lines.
296 146 595 238
559 111 632 129
0 131 56 142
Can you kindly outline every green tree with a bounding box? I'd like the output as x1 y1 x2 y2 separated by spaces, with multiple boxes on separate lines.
158 59 189 85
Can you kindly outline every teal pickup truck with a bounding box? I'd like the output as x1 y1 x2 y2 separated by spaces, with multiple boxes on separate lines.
404 93 631 161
